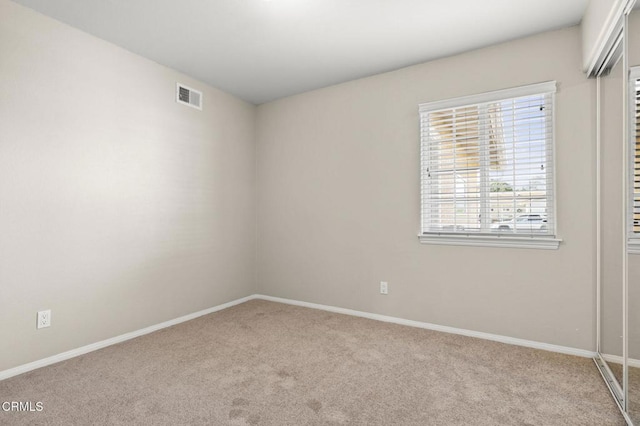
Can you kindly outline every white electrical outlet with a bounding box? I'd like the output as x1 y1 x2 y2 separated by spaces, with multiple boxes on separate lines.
37 310 51 329
380 281 388 295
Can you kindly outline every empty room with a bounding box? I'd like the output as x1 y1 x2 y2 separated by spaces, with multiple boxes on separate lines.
1 0 640 424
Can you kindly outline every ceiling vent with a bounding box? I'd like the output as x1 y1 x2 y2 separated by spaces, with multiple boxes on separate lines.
176 83 202 110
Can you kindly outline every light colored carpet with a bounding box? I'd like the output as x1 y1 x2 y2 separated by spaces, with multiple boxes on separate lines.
0 300 624 425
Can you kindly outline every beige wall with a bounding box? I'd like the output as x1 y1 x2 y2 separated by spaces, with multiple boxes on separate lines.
256 26 598 351
0 0 257 371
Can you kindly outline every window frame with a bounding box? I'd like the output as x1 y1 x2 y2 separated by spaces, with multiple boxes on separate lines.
418 82 562 250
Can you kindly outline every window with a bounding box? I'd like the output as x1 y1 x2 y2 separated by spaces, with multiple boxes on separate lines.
419 82 561 249
629 68 640 253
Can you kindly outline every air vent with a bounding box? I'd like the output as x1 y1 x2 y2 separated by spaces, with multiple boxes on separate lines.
176 83 202 110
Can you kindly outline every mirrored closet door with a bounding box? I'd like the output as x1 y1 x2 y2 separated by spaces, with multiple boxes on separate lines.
595 2 639 424
598 45 624 404
598 45 625 408
627 6 640 423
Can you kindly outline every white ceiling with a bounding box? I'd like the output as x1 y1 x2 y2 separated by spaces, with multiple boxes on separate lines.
12 0 589 104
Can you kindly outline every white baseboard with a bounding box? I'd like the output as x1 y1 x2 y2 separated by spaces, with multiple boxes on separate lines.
602 353 640 368
253 294 597 359
1 293 598 382
0 295 256 381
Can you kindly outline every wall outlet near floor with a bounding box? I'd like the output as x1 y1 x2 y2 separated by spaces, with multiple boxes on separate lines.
380 281 388 295
37 310 51 329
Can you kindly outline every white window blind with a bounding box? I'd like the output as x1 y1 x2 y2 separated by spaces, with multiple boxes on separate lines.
419 82 558 247
630 70 640 244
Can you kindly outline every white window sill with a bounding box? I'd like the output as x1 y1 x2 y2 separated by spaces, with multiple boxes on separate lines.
628 239 640 254
418 233 562 250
